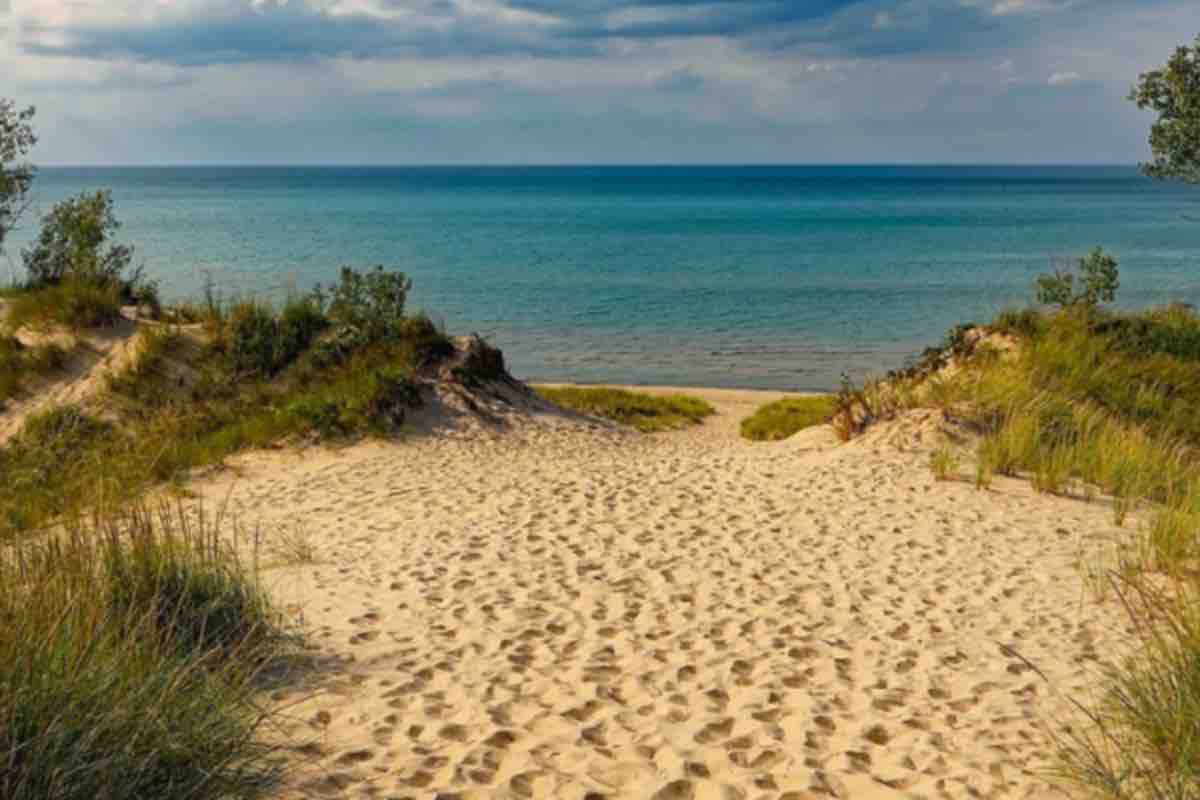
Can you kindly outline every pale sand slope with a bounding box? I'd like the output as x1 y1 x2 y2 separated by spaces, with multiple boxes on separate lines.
194 388 1131 800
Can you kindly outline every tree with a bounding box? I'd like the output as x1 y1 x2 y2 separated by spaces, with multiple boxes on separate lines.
22 190 135 289
1130 34 1200 183
1036 247 1120 309
0 100 37 252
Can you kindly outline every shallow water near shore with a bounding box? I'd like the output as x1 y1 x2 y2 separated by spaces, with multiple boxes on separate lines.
8 165 1200 389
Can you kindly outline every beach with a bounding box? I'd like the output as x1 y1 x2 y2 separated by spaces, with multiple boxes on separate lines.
192 387 1131 800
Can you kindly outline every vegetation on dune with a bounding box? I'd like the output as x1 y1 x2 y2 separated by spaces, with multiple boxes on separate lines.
740 395 835 441
0 333 70 407
833 240 1200 799
0 267 452 537
533 385 714 432
3 190 158 330
0 501 293 800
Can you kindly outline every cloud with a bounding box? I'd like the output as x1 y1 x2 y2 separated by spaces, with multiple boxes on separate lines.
7 0 1169 67
1047 70 1081 85
2 0 1198 165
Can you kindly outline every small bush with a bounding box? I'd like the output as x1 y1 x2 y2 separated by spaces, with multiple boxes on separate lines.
1036 247 1120 309
314 266 411 344
276 296 328 368
740 395 835 441
21 190 134 289
226 302 281 377
533 386 715 432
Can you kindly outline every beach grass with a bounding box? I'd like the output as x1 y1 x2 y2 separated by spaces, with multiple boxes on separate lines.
533 385 715 432
849 303 1200 800
740 395 834 441
0 269 451 539
3 279 125 331
0 500 293 800
0 333 71 408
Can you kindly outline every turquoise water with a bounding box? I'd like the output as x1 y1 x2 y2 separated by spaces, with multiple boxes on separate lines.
6 166 1200 390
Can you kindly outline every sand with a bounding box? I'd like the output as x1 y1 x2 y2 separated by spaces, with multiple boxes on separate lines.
192 387 1132 800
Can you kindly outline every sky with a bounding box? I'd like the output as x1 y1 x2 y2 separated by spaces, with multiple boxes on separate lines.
1 0 1198 165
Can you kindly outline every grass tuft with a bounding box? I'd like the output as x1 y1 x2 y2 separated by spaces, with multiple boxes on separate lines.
4 280 123 331
0 500 293 800
740 395 835 441
533 385 715 432
929 445 960 481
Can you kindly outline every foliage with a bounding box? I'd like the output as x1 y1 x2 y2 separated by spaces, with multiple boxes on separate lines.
0 501 290 800
22 191 139 292
313 266 411 345
1036 248 1120 309
225 302 284 377
533 385 715 432
740 395 835 441
0 99 36 253
1131 34 1200 183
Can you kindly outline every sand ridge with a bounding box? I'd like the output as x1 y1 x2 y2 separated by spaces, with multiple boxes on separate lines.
195 389 1130 800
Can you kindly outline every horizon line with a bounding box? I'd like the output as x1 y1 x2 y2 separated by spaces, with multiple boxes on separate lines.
35 161 1143 169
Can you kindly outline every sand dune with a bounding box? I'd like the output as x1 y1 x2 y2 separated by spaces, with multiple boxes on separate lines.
195 389 1130 800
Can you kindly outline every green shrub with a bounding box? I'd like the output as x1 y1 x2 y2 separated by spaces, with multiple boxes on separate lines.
740 395 835 441
276 296 328 368
1036 247 1120 309
533 386 714 432
1095 304 1200 362
314 265 411 343
284 395 344 438
21 190 134 290
226 302 281 377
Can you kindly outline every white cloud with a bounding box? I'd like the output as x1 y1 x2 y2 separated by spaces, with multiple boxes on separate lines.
990 0 1061 15
1047 70 1081 85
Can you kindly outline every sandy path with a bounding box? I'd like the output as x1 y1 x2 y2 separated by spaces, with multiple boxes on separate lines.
197 391 1129 800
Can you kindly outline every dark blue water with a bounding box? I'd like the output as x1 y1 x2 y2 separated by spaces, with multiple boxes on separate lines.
6 166 1200 390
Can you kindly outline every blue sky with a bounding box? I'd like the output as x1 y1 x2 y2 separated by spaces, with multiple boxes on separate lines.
2 0 1197 164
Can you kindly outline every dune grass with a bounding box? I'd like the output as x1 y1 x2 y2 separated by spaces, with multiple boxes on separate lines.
740 395 834 441
0 270 452 539
0 501 293 800
837 304 1200 800
3 279 125 331
533 385 715 432
0 333 70 408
